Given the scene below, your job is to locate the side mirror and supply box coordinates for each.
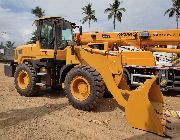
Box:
[79,26,82,35]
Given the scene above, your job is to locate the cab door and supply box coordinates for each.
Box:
[39,23,54,58]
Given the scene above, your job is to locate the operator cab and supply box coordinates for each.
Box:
[36,16,75,50]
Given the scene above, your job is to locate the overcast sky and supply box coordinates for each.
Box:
[0,0,176,46]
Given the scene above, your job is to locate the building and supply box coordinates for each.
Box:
[3,49,14,61]
[0,49,4,60]
[0,49,4,54]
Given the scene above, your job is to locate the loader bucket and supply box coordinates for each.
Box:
[125,76,171,137]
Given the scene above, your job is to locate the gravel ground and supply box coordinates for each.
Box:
[0,63,179,140]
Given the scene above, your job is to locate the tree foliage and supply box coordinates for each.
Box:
[164,0,180,29]
[31,6,45,18]
[26,31,37,44]
[27,6,45,44]
[5,41,15,49]
[81,3,97,29]
[0,41,15,49]
[104,0,126,30]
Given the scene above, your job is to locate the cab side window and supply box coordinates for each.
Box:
[40,24,54,49]
[58,29,73,50]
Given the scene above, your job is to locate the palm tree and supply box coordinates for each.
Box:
[164,0,180,29]
[81,3,97,29]
[5,41,15,49]
[31,6,45,18]
[104,0,126,30]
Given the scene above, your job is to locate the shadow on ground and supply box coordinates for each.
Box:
[31,88,121,113]
[92,98,124,113]
[163,90,180,97]
[0,103,68,129]
[34,88,66,99]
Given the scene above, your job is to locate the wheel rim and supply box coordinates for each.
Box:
[70,76,90,101]
[17,70,30,89]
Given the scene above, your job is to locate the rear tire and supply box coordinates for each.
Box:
[14,63,37,97]
[64,66,105,111]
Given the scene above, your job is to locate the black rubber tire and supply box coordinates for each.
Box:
[64,66,105,111]
[14,63,37,97]
[103,88,113,98]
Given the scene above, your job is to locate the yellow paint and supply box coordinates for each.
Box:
[14,41,74,64]
[70,76,90,101]
[17,70,29,90]
[125,76,165,136]
[75,29,180,50]
[75,47,166,136]
[121,51,156,67]
[65,47,79,64]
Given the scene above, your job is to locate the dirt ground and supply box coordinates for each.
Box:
[0,63,179,140]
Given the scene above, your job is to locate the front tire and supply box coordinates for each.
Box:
[64,66,105,111]
[14,63,37,97]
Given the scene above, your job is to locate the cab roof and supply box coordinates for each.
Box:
[35,16,76,28]
[36,16,63,21]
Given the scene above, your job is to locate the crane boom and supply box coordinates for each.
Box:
[75,29,180,52]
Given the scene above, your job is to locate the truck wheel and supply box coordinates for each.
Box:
[64,66,105,111]
[14,63,37,97]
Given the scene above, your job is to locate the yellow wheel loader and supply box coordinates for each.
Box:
[4,17,173,137]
